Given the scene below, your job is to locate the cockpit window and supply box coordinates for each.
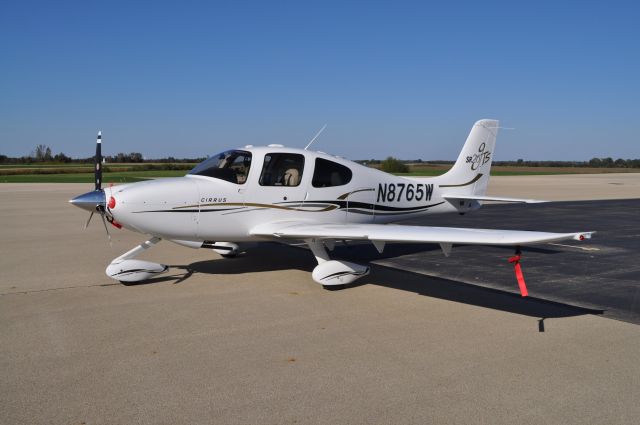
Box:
[189,150,252,184]
[312,158,352,187]
[259,153,305,186]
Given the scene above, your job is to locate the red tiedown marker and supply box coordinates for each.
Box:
[508,253,528,297]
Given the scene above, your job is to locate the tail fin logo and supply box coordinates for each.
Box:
[466,142,491,171]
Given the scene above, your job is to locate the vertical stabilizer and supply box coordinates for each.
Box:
[439,119,499,196]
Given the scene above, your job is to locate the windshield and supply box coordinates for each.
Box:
[189,150,252,184]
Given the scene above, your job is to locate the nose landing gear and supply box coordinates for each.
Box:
[105,237,168,283]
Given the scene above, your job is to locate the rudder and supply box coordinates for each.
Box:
[440,119,499,196]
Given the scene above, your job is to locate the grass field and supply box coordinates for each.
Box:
[389,164,640,177]
[0,162,638,183]
[0,162,196,170]
[0,170,188,183]
[0,163,94,168]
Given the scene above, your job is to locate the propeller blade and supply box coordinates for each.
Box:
[83,211,94,229]
[95,131,102,191]
[99,209,112,247]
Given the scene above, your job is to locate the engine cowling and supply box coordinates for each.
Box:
[312,260,369,286]
[106,259,168,283]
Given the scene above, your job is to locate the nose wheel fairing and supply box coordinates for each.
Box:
[106,260,168,282]
[105,237,169,283]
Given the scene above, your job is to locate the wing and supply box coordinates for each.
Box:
[250,221,594,246]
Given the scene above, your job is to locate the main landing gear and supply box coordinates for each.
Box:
[306,239,369,286]
[104,237,368,286]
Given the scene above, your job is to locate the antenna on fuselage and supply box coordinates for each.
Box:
[304,124,327,150]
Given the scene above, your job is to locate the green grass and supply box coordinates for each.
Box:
[0,162,197,169]
[395,170,585,177]
[1,169,608,182]
[394,170,444,176]
[0,163,93,168]
[394,164,640,177]
[489,171,579,176]
[2,162,638,182]
[0,170,188,183]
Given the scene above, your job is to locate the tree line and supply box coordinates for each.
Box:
[0,145,204,164]
[1,145,639,169]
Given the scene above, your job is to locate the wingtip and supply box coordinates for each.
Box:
[573,231,596,241]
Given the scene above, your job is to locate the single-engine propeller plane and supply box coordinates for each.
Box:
[70,120,594,294]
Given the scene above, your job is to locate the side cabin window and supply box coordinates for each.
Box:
[259,153,305,186]
[189,150,252,184]
[312,158,352,187]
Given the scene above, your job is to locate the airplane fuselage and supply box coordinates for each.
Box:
[70,120,593,287]
[107,146,463,243]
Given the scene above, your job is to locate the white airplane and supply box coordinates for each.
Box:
[70,120,593,294]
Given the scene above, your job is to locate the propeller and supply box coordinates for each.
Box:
[69,130,113,246]
[95,130,102,190]
[99,205,112,246]
[83,211,94,229]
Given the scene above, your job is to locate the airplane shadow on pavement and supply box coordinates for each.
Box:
[127,242,603,330]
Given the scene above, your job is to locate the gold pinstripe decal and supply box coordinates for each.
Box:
[439,173,483,188]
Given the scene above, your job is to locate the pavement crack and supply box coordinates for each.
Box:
[1,282,119,296]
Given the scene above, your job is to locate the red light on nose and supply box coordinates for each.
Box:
[108,196,116,209]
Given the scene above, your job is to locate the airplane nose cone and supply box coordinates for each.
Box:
[69,189,106,212]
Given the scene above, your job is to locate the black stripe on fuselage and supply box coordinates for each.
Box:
[132,200,443,215]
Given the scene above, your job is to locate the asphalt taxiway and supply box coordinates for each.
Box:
[332,198,640,324]
[1,179,639,425]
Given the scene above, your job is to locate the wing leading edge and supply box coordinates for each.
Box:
[250,221,594,246]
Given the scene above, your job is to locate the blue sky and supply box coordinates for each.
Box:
[1,0,638,160]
